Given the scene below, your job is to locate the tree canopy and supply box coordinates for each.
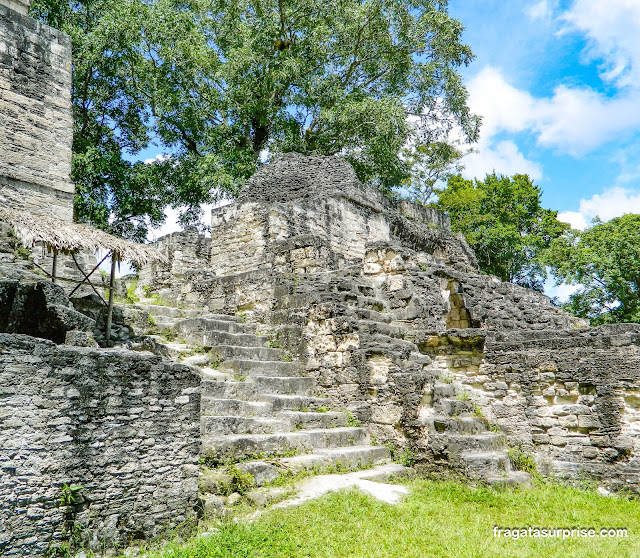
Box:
[31,0,480,240]
[544,214,640,324]
[435,173,569,291]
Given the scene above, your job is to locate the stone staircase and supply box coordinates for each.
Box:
[419,379,532,486]
[331,277,532,487]
[121,300,393,486]
[120,292,530,490]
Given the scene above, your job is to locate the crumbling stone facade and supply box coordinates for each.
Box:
[0,334,200,556]
[141,152,640,493]
[0,1,74,221]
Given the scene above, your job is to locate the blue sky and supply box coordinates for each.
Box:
[449,0,640,232]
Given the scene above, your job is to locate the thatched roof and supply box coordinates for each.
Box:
[0,207,167,266]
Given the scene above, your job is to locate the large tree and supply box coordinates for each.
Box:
[545,214,640,324]
[31,0,480,240]
[435,173,569,291]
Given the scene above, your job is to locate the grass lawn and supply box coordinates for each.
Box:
[141,478,640,558]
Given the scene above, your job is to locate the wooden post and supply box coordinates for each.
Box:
[51,249,58,284]
[105,251,117,342]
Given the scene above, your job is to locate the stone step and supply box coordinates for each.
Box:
[212,345,284,361]
[420,416,488,435]
[485,471,533,488]
[440,433,505,454]
[174,317,257,335]
[137,303,201,319]
[200,313,244,323]
[152,318,177,333]
[201,427,370,461]
[278,410,348,429]
[432,382,458,399]
[201,397,272,417]
[219,359,304,378]
[259,393,331,411]
[436,398,476,417]
[201,416,290,436]
[278,445,391,472]
[202,380,258,400]
[254,376,315,396]
[161,341,192,356]
[356,295,387,312]
[180,329,270,349]
[354,308,392,323]
[358,320,406,338]
[460,450,512,478]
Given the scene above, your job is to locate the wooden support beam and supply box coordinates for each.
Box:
[51,250,58,284]
[105,251,118,342]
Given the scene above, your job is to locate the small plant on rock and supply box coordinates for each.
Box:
[508,446,537,474]
[347,412,361,427]
[228,466,255,495]
[58,484,83,507]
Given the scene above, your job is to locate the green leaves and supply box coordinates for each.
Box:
[32,0,479,238]
[436,173,569,291]
[545,214,640,324]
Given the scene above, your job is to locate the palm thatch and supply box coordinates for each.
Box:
[0,207,167,265]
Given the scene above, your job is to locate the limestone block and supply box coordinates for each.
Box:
[371,404,402,425]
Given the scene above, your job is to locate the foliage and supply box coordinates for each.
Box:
[402,140,466,204]
[507,447,537,474]
[59,484,84,507]
[435,173,569,291]
[545,214,640,324]
[141,479,638,557]
[227,466,255,495]
[31,0,480,238]
[346,412,361,427]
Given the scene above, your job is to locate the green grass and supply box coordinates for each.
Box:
[136,478,640,558]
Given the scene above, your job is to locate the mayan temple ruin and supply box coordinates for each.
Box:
[2,0,640,556]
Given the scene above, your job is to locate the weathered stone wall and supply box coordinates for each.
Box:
[0,4,74,221]
[0,0,30,17]
[143,153,478,298]
[138,227,212,303]
[478,325,640,491]
[0,334,201,557]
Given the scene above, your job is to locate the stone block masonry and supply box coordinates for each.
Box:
[0,4,74,221]
[0,1,31,17]
[0,334,201,557]
[480,325,640,491]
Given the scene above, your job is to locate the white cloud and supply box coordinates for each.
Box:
[462,140,543,181]
[544,277,580,302]
[527,0,552,21]
[562,0,640,86]
[465,66,640,161]
[557,210,588,230]
[144,153,171,165]
[558,186,640,230]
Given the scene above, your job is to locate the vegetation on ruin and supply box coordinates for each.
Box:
[435,172,569,292]
[544,214,640,325]
[31,0,479,240]
[137,478,640,558]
